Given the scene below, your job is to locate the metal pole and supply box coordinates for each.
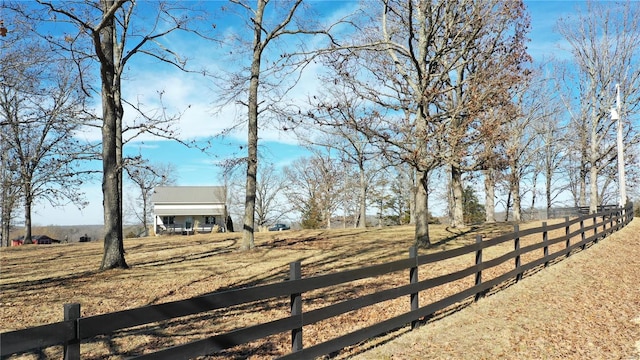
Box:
[615,84,627,207]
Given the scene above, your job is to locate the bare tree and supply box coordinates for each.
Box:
[323,0,529,245]
[503,93,542,222]
[478,107,512,223]
[33,0,207,269]
[556,62,590,207]
[297,86,384,228]
[283,152,342,229]
[533,69,571,217]
[0,140,20,247]
[254,162,290,229]
[126,160,176,236]
[556,1,640,212]
[386,166,413,225]
[336,162,361,228]
[1,14,27,246]
[323,1,444,245]
[219,158,293,232]
[434,2,530,228]
[212,0,342,249]
[219,161,246,233]
[0,44,21,246]
[0,12,90,245]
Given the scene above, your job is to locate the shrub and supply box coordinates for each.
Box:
[226,215,234,232]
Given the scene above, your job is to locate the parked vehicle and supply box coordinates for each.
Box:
[268,223,290,231]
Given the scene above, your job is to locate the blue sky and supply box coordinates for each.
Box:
[30,0,582,226]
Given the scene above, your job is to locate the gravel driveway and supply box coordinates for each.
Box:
[353,218,640,360]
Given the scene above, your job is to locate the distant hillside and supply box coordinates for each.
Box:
[8,224,146,243]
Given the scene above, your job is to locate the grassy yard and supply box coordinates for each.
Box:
[0,219,575,359]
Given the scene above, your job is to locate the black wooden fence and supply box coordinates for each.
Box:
[1,203,634,360]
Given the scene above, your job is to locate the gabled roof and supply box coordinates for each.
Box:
[12,235,58,241]
[151,186,226,204]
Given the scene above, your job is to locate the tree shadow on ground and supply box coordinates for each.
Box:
[0,270,98,293]
[429,222,520,249]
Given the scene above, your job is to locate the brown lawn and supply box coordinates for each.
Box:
[1,218,636,359]
[351,218,640,360]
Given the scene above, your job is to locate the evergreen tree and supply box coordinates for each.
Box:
[301,198,323,229]
[463,186,485,225]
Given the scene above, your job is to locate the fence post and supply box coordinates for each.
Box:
[64,303,80,360]
[580,219,586,250]
[616,208,622,229]
[564,217,570,258]
[514,225,522,282]
[409,246,419,329]
[290,261,303,352]
[474,235,483,302]
[542,222,549,267]
[593,215,598,243]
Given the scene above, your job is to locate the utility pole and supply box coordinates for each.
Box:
[612,83,627,207]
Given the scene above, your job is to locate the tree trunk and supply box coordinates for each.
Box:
[512,173,522,222]
[579,145,588,207]
[530,172,538,211]
[377,198,383,228]
[588,110,599,214]
[99,0,127,269]
[1,205,9,246]
[505,189,512,222]
[409,169,416,225]
[414,170,430,247]
[116,83,123,247]
[1,180,6,246]
[142,197,148,236]
[579,170,587,206]
[100,91,126,268]
[484,169,496,223]
[1,220,8,247]
[241,105,258,249]
[545,141,553,219]
[23,190,33,245]
[101,106,126,268]
[589,159,599,213]
[0,138,9,247]
[357,162,367,229]
[450,165,464,227]
[241,0,266,251]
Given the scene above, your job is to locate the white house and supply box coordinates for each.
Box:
[151,186,227,235]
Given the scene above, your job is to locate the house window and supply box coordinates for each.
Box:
[205,216,216,225]
[162,216,175,225]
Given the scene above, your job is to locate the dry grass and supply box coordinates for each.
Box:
[0,218,621,359]
[351,218,640,360]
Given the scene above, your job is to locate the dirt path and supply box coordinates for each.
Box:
[353,218,640,360]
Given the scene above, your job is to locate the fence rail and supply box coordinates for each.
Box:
[0,203,634,359]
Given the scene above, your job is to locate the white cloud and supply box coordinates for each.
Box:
[70,1,362,149]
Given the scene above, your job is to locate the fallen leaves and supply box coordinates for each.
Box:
[351,219,640,360]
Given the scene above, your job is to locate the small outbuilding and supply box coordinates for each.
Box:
[151,186,228,235]
[11,235,59,246]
